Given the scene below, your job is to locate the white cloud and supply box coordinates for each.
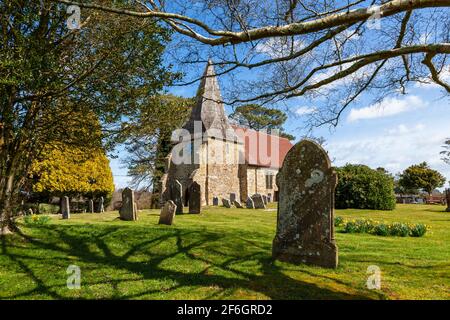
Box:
[255,38,304,59]
[327,122,450,188]
[295,106,317,115]
[347,95,427,122]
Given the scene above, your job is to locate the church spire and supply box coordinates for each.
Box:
[183,60,238,142]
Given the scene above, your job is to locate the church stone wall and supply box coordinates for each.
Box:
[246,166,279,198]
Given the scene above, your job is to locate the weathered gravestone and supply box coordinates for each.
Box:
[88,200,94,213]
[119,188,138,221]
[171,180,183,214]
[159,200,177,225]
[230,193,236,203]
[222,198,231,208]
[446,189,450,212]
[189,182,201,214]
[97,197,105,213]
[272,139,338,268]
[233,200,243,208]
[246,197,254,209]
[61,196,70,219]
[212,197,219,206]
[267,193,272,203]
[251,194,266,209]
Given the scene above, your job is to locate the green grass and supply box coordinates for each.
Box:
[0,204,449,300]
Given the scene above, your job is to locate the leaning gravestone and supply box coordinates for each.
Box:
[246,197,254,209]
[251,194,266,209]
[171,180,183,214]
[272,139,338,268]
[119,188,138,221]
[159,200,177,225]
[212,197,219,206]
[233,200,243,208]
[189,182,201,214]
[61,196,70,219]
[222,198,231,208]
[446,189,450,212]
[88,199,94,213]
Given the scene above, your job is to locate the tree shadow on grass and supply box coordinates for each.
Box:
[1,224,376,300]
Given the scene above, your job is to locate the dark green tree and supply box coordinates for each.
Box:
[398,162,446,195]
[120,95,193,191]
[0,1,175,234]
[336,164,396,210]
[230,104,295,140]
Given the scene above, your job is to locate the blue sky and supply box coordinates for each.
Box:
[110,71,450,190]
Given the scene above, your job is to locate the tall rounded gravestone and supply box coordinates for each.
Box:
[272,139,338,268]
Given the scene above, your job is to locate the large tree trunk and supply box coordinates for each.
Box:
[0,175,17,235]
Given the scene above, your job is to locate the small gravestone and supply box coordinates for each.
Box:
[246,197,254,209]
[222,198,231,208]
[189,182,201,214]
[88,199,94,213]
[61,196,70,219]
[262,195,268,205]
[251,194,266,209]
[171,180,183,214]
[267,193,272,203]
[446,189,450,212]
[230,193,236,203]
[272,139,338,268]
[97,197,105,213]
[159,200,177,225]
[212,197,219,206]
[233,200,243,208]
[119,188,137,221]
[28,208,34,216]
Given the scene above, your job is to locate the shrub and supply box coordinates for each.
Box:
[335,164,396,210]
[334,216,344,227]
[24,214,51,225]
[38,203,59,215]
[409,224,428,237]
[339,218,428,237]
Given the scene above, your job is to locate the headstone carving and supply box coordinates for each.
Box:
[189,182,201,214]
[251,194,266,209]
[212,197,219,206]
[171,180,183,214]
[159,200,177,225]
[272,139,338,268]
[119,188,138,221]
[233,200,243,208]
[61,196,70,219]
[222,198,231,208]
[246,197,254,209]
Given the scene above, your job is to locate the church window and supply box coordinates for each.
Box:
[265,172,274,189]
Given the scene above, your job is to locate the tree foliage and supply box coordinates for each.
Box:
[441,138,450,164]
[230,104,295,140]
[398,162,446,195]
[119,95,193,190]
[336,164,396,210]
[0,1,174,232]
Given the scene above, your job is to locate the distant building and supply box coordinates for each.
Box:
[161,61,293,206]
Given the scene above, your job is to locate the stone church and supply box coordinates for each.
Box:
[161,61,293,207]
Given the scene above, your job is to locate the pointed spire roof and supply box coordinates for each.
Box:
[183,60,239,142]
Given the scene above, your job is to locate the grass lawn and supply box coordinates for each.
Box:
[0,204,449,300]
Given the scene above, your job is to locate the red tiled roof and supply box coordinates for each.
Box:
[232,125,294,168]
